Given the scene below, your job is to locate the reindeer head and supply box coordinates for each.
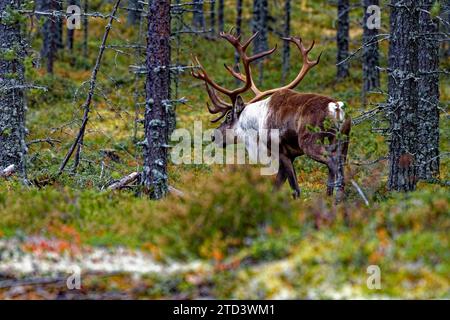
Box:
[211,96,246,146]
[191,32,322,147]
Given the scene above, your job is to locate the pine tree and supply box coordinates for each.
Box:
[252,0,269,85]
[218,0,224,32]
[362,0,380,103]
[192,0,205,29]
[417,0,440,180]
[337,0,350,79]
[387,0,420,191]
[143,0,171,199]
[0,0,28,175]
[128,0,143,25]
[282,0,291,83]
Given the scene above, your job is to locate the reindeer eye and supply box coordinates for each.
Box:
[226,113,232,122]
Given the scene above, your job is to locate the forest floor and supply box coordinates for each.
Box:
[0,0,449,299]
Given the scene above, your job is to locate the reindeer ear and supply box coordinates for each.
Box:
[235,96,246,115]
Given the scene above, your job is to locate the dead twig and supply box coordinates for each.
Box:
[57,0,122,176]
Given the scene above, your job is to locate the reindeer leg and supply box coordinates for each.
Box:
[300,142,338,196]
[274,162,288,190]
[280,154,301,199]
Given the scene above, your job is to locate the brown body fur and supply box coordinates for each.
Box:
[266,90,351,198]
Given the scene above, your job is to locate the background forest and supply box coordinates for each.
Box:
[0,0,449,299]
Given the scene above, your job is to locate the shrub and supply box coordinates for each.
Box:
[151,166,296,259]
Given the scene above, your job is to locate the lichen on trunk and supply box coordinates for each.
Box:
[0,0,27,177]
[143,0,171,199]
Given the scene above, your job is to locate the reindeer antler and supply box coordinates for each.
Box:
[226,36,323,103]
[191,32,277,118]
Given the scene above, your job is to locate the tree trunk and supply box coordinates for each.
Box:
[417,0,440,180]
[67,0,81,54]
[0,0,27,176]
[387,0,420,192]
[143,0,171,199]
[234,0,243,73]
[209,0,216,35]
[128,0,142,25]
[441,1,450,58]
[83,0,89,59]
[281,0,291,83]
[336,0,350,79]
[218,0,224,32]
[362,0,380,103]
[192,0,205,29]
[38,0,62,74]
[252,0,269,85]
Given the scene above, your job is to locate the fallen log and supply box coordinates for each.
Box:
[168,185,184,197]
[107,171,185,197]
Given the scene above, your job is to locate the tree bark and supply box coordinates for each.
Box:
[362,0,380,103]
[336,0,350,79]
[281,0,291,83]
[417,0,440,180]
[143,0,171,199]
[0,0,27,176]
[252,0,269,85]
[387,0,420,192]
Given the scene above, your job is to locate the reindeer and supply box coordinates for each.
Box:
[191,32,351,200]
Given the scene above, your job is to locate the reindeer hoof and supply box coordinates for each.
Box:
[292,190,301,199]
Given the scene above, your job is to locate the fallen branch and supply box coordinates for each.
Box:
[0,277,66,289]
[168,185,184,197]
[27,138,61,147]
[107,171,185,197]
[350,179,369,206]
[0,164,16,178]
[108,172,140,190]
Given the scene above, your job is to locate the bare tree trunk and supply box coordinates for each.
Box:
[362,0,380,104]
[38,0,62,74]
[67,0,80,55]
[209,0,216,35]
[387,0,420,192]
[0,0,27,177]
[441,1,450,58]
[192,0,205,29]
[128,0,142,25]
[143,0,171,199]
[281,0,291,83]
[218,0,224,32]
[234,0,243,74]
[252,0,269,86]
[336,0,350,79]
[83,0,89,59]
[417,0,440,180]
[56,1,63,49]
